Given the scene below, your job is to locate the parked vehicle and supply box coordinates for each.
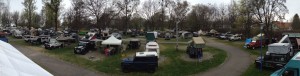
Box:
[229,34,242,41]
[127,39,141,49]
[145,41,160,58]
[74,41,90,55]
[255,35,298,69]
[193,32,199,37]
[146,32,156,42]
[39,35,50,44]
[23,35,31,42]
[111,33,122,39]
[0,32,8,42]
[246,39,266,50]
[121,52,158,73]
[44,38,64,50]
[270,52,300,76]
[181,32,193,39]
[13,29,23,38]
[28,36,39,44]
[186,37,205,58]
[164,33,171,40]
[218,33,227,39]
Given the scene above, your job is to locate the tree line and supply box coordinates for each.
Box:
[1,0,300,39]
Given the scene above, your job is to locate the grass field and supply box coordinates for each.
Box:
[10,39,227,76]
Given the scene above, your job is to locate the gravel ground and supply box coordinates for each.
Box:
[193,37,251,76]
[13,44,107,76]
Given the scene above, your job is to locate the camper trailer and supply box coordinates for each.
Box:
[145,41,160,58]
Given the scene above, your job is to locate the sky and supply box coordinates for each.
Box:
[7,0,300,21]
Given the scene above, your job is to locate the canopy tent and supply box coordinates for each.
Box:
[252,33,265,41]
[0,40,53,76]
[102,36,122,45]
[209,29,218,33]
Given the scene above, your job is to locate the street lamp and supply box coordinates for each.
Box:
[259,22,264,72]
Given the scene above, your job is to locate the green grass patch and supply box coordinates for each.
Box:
[10,39,227,76]
[242,64,274,76]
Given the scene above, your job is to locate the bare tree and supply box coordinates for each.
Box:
[12,11,20,27]
[43,0,62,31]
[251,0,288,39]
[172,1,189,28]
[142,0,161,31]
[85,0,107,30]
[22,0,36,28]
[1,8,11,27]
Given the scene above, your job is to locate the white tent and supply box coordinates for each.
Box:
[0,41,53,76]
[102,36,122,45]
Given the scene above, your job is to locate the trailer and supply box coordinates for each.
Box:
[255,33,300,69]
[186,37,205,58]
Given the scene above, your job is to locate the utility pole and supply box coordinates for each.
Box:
[125,0,128,34]
[161,0,164,30]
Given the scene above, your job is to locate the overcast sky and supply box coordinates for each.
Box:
[8,0,300,21]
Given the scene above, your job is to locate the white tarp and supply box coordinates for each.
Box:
[0,40,53,76]
[102,36,122,45]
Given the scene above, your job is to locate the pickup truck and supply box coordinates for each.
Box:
[121,52,158,73]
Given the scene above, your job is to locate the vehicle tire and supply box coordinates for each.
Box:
[148,68,156,73]
[252,47,255,50]
[255,62,260,68]
[189,54,193,58]
[122,68,130,73]
[74,50,78,54]
[60,44,64,48]
[49,46,54,50]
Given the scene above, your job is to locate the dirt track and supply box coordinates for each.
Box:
[13,45,107,76]
[193,38,251,76]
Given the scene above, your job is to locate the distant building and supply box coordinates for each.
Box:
[273,21,292,31]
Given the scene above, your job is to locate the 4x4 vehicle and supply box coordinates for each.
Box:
[186,37,205,58]
[44,38,63,50]
[121,52,158,73]
[271,52,300,76]
[127,39,141,49]
[74,41,89,55]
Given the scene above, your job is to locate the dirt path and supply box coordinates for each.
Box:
[193,38,251,76]
[13,45,107,76]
